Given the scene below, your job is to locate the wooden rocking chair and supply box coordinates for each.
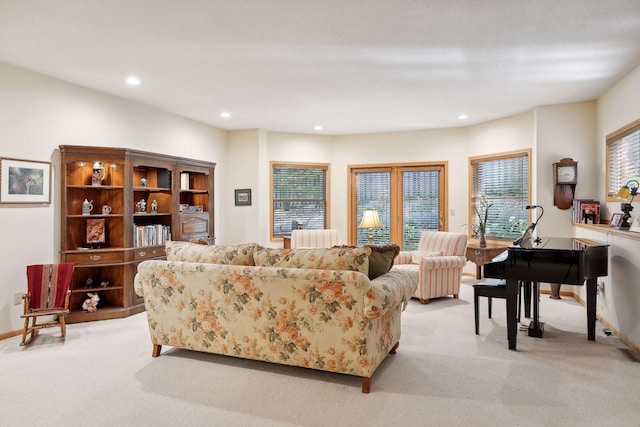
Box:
[20,263,74,346]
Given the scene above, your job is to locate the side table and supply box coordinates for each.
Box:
[466,240,510,279]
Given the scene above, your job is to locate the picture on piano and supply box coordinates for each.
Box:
[579,202,600,225]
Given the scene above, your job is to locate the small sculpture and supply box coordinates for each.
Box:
[136,199,146,213]
[82,293,100,312]
[151,199,158,213]
[91,162,106,186]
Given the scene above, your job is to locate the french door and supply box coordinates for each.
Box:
[349,163,446,249]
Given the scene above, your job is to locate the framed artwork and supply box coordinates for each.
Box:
[0,157,51,204]
[235,188,251,206]
[609,213,622,229]
[629,214,640,233]
[87,218,106,245]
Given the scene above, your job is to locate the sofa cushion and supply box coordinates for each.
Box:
[165,241,262,265]
[253,247,371,275]
[410,250,443,264]
[365,244,400,279]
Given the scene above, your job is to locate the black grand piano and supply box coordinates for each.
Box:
[483,237,609,350]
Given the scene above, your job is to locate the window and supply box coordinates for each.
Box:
[469,150,530,240]
[607,119,640,199]
[271,162,329,238]
[349,163,446,249]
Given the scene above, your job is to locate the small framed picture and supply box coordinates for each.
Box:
[630,214,640,233]
[235,188,251,206]
[0,157,51,204]
[609,213,622,229]
[87,218,106,245]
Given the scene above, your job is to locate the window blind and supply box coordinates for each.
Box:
[272,164,328,236]
[607,126,640,197]
[471,153,529,239]
[356,171,390,246]
[402,170,440,249]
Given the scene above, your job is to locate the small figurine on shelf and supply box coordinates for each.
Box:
[82,292,100,312]
[136,199,146,213]
[85,278,94,288]
[140,178,147,187]
[99,280,109,288]
[151,199,158,213]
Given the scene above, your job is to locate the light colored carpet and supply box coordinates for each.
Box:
[2,277,638,427]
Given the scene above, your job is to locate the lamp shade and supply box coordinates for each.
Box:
[359,209,382,229]
[616,180,639,200]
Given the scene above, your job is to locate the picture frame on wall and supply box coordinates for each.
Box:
[609,213,623,229]
[0,157,51,204]
[235,188,251,206]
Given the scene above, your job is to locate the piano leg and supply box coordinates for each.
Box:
[586,278,597,341]
[506,279,519,350]
[528,281,544,338]
[522,281,532,318]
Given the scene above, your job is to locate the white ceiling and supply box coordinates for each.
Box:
[1,0,640,135]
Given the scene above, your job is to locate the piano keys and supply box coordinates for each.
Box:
[483,237,609,350]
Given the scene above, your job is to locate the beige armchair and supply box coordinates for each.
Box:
[290,229,342,249]
[391,231,468,304]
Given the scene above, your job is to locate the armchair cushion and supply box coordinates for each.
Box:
[290,229,341,249]
[409,250,443,264]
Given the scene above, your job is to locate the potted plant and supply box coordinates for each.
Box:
[473,196,493,248]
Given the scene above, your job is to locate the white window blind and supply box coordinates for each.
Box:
[402,170,440,249]
[272,164,328,236]
[607,124,640,197]
[356,171,391,246]
[471,153,529,239]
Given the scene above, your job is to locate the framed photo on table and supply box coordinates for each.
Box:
[235,189,251,206]
[0,157,51,204]
[609,213,622,229]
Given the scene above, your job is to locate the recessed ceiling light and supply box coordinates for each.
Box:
[125,76,141,86]
[220,112,231,119]
[314,125,323,131]
[458,114,468,120]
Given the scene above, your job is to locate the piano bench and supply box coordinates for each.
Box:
[473,278,507,335]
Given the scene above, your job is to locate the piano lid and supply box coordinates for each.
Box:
[510,237,608,252]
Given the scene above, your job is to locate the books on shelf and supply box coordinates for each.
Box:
[573,199,600,225]
[133,224,171,247]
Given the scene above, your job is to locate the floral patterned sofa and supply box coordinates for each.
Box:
[134,241,417,393]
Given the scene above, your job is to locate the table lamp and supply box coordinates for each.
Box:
[359,209,382,244]
[616,179,638,229]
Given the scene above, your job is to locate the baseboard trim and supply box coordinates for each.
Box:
[0,329,21,341]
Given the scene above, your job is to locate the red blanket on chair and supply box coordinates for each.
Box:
[26,263,74,311]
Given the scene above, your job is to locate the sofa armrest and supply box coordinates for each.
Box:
[364,269,418,318]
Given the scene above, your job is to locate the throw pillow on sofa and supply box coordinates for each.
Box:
[165,241,262,265]
[409,250,443,264]
[253,247,371,275]
[365,244,400,279]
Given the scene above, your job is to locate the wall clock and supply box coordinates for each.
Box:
[553,158,578,209]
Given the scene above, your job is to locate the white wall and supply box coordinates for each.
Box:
[534,102,598,238]
[582,63,640,350]
[0,62,226,335]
